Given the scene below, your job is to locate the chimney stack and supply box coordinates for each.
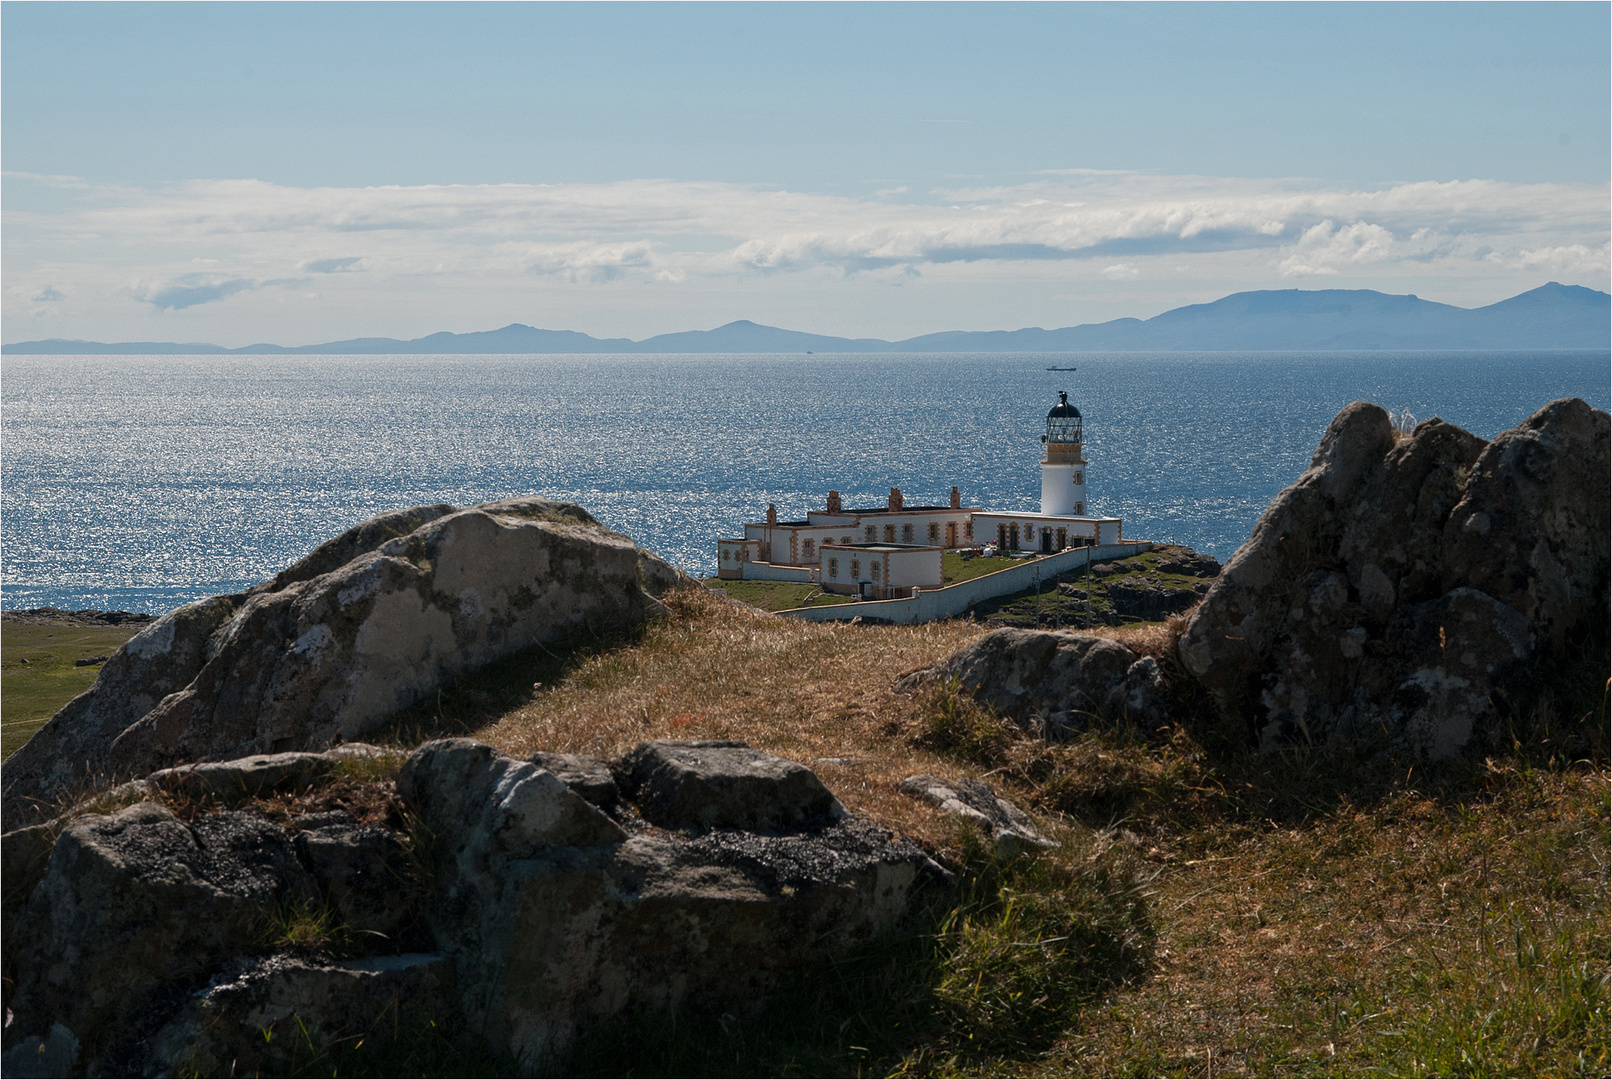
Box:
[766,503,778,526]
[888,487,903,512]
[826,490,841,515]
[950,486,961,509]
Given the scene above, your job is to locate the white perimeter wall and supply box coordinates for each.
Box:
[779,541,1152,624]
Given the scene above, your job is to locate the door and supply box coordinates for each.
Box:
[946,522,958,548]
[1041,529,1053,553]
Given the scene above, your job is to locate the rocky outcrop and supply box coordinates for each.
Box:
[1106,577,1206,621]
[401,738,942,1067]
[897,627,1171,734]
[905,399,1607,761]
[900,774,1055,857]
[2,740,946,1076]
[1177,398,1608,758]
[2,498,692,824]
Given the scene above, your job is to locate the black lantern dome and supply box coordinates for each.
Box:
[1044,391,1083,444]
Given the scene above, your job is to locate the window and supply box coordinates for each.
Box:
[884,524,896,542]
[828,557,839,578]
[928,522,939,542]
[841,536,852,545]
[1074,471,1084,485]
[722,550,730,562]
[902,524,914,542]
[803,539,814,558]
[851,559,861,578]
[871,562,881,580]
[865,526,875,542]
[1074,502,1083,515]
[964,521,973,540]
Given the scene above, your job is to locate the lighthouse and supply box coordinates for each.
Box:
[1039,390,1087,517]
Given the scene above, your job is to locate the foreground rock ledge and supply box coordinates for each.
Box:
[2,498,692,825]
[1,739,947,1076]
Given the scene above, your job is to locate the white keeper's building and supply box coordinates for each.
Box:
[716,392,1123,600]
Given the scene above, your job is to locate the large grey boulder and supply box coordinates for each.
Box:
[399,738,943,1068]
[5,803,314,1056]
[144,952,453,1078]
[3,498,691,824]
[897,628,1171,734]
[3,739,947,1075]
[1178,398,1608,758]
[621,739,847,831]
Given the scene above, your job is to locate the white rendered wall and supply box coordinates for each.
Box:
[1040,461,1088,517]
[781,542,1154,623]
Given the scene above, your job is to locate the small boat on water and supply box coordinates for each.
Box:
[1046,365,1077,371]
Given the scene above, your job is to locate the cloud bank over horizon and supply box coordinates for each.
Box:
[5,169,1607,346]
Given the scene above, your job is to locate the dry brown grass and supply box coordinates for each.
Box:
[467,586,1607,1077]
[476,586,994,848]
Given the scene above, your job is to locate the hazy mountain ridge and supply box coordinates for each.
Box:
[7,283,1606,354]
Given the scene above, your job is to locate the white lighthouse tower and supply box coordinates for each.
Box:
[1039,390,1087,517]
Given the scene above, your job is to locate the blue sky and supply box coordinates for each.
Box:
[4,2,1608,345]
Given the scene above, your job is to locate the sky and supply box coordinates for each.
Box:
[4,2,1608,346]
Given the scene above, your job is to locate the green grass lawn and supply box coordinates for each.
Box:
[1,624,141,760]
[706,553,1033,613]
[701,579,858,612]
[940,551,1020,584]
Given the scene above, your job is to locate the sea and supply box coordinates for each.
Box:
[2,350,1607,615]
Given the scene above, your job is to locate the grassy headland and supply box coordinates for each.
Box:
[396,585,1607,1078]
[12,576,1606,1077]
[1,624,141,759]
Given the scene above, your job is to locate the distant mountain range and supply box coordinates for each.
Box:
[6,282,1607,355]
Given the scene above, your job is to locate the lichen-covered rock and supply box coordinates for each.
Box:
[400,738,943,1068]
[529,751,621,809]
[1178,398,1608,758]
[3,499,683,824]
[1440,397,1611,649]
[621,740,847,831]
[295,817,419,938]
[900,774,1055,857]
[4,803,313,1058]
[897,628,1171,733]
[144,952,453,1078]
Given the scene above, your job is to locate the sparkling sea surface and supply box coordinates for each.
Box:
[2,351,1607,615]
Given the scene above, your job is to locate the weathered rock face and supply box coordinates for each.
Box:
[146,953,455,1078]
[2,498,691,824]
[401,738,944,1067]
[1177,398,1609,758]
[897,628,1171,734]
[2,740,946,1076]
[622,739,847,831]
[5,803,316,1059]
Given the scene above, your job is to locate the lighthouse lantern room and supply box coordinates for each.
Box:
[1039,390,1088,517]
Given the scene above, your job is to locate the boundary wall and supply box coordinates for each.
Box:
[777,541,1153,625]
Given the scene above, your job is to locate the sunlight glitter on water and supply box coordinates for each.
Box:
[3,351,1607,613]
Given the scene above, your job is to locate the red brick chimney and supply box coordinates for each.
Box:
[950,486,961,509]
[888,487,903,512]
[826,490,841,515]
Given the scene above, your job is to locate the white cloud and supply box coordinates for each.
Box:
[3,170,1605,340]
